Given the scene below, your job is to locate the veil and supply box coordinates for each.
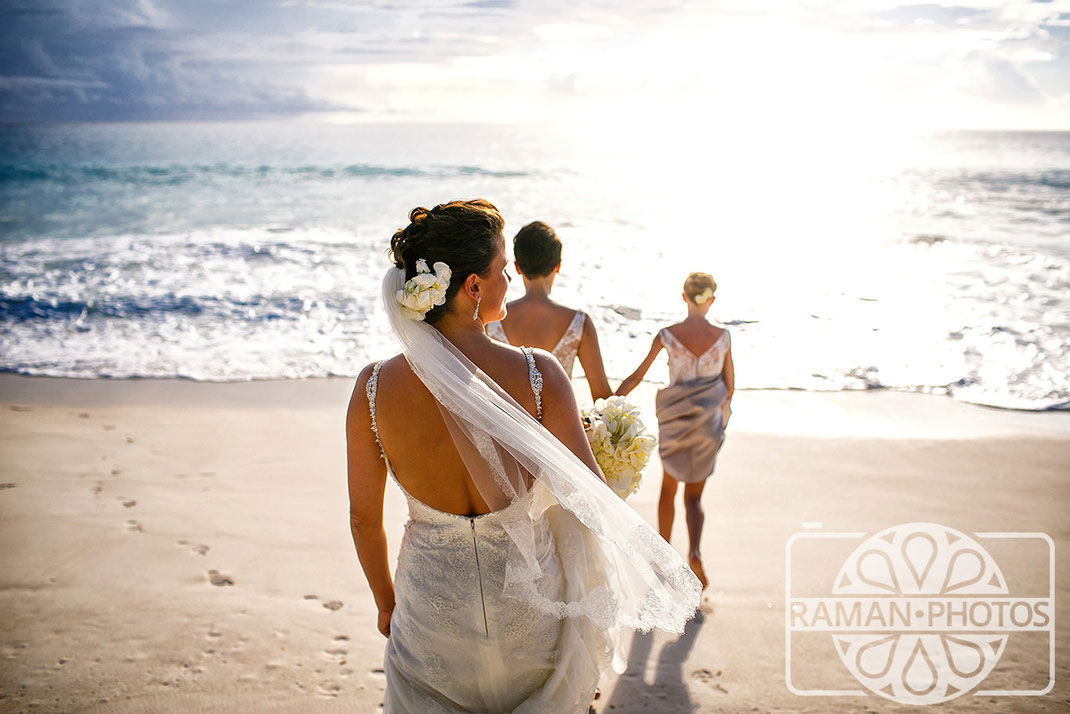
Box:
[382,268,700,672]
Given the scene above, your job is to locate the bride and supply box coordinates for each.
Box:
[346,199,700,713]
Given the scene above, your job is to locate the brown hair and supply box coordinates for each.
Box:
[683,272,717,303]
[513,221,562,278]
[389,199,505,323]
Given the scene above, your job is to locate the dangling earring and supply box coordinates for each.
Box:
[472,294,481,321]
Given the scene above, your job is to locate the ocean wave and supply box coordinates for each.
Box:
[0,162,531,186]
[2,225,1068,411]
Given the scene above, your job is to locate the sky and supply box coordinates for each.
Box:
[0,0,1068,129]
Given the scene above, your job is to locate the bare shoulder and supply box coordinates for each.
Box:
[580,311,598,336]
[529,347,569,393]
[661,322,684,341]
[347,361,378,432]
[348,356,405,421]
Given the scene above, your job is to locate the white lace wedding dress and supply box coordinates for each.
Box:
[364,268,701,713]
[366,350,602,713]
[486,311,585,376]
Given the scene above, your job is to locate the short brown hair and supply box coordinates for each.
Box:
[513,221,561,278]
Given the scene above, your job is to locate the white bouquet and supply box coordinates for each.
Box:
[581,396,657,500]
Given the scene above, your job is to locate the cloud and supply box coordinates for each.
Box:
[0,0,1066,127]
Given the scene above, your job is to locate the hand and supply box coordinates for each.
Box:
[721,402,732,429]
[377,608,393,638]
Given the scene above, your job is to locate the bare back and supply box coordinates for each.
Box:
[349,336,601,518]
[498,298,580,354]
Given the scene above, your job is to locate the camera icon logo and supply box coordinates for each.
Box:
[786,523,1054,705]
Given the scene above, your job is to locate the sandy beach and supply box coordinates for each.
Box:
[1,373,1067,713]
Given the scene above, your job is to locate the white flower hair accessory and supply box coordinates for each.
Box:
[693,287,715,304]
[396,259,452,320]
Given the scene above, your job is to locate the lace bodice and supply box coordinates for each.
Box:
[487,310,586,377]
[659,327,730,386]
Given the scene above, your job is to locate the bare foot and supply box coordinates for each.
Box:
[689,555,709,590]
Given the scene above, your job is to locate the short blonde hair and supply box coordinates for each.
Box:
[683,272,717,303]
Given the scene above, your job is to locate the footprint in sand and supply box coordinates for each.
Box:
[125,520,143,533]
[176,540,209,555]
[692,668,728,693]
[334,635,349,641]
[126,436,134,443]
[121,499,137,508]
[103,425,116,431]
[78,412,90,419]
[0,483,16,490]
[324,647,347,662]
[8,405,33,412]
[317,681,342,698]
[207,570,234,586]
[304,594,318,600]
[322,600,343,611]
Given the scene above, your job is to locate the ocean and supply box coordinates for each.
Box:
[1,121,1067,410]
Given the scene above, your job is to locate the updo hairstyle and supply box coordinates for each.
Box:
[389,199,505,324]
[513,221,562,278]
[683,272,717,303]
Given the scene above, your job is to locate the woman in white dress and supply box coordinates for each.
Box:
[616,272,735,591]
[486,222,612,402]
[346,200,700,713]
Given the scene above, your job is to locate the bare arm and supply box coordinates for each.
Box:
[538,351,607,484]
[721,341,735,427]
[576,315,613,402]
[615,334,663,396]
[346,364,394,637]
[722,344,735,400]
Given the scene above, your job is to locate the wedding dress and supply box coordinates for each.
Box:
[370,269,701,713]
[656,328,731,483]
[368,352,591,713]
[486,310,586,376]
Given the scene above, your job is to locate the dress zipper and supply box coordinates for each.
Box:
[470,519,489,637]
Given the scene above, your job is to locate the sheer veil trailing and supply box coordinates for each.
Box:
[382,268,700,673]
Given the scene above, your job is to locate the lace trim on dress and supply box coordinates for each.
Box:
[552,311,585,376]
[659,328,730,386]
[486,311,586,377]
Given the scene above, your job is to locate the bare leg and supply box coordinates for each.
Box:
[683,480,708,589]
[658,473,678,543]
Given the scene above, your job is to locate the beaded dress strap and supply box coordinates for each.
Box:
[522,347,543,422]
[365,360,387,463]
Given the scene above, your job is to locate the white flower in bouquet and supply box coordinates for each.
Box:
[581,396,657,499]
